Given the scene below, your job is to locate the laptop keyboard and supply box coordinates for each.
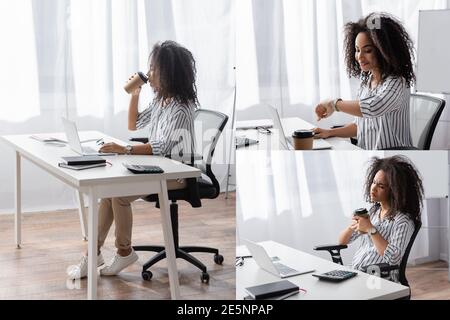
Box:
[82,146,98,154]
[274,262,298,275]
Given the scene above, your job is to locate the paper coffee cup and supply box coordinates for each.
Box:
[124,72,148,94]
[292,130,314,150]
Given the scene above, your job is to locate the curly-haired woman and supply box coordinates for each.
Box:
[338,155,424,283]
[314,13,416,150]
[67,41,198,279]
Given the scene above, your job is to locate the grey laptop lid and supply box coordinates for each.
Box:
[266,105,332,150]
[62,117,115,156]
[242,238,314,278]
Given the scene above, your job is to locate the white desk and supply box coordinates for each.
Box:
[0,131,201,300]
[236,118,360,150]
[236,241,410,300]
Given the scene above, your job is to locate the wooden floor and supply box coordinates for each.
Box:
[0,193,236,300]
[408,261,450,300]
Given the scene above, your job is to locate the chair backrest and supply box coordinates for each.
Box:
[398,220,422,287]
[410,94,446,150]
[193,109,229,196]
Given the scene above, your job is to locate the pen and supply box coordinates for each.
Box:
[80,138,102,144]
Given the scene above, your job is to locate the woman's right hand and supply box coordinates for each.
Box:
[313,127,332,139]
[127,74,142,97]
[349,218,359,232]
[315,99,334,120]
[131,86,141,97]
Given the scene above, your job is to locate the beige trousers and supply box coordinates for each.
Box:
[97,179,187,251]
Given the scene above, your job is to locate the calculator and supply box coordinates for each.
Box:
[122,163,164,174]
[312,270,357,282]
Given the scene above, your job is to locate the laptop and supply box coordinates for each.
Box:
[266,105,332,150]
[62,117,116,156]
[242,239,315,278]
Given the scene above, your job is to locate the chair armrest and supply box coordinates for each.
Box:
[128,139,202,162]
[313,244,347,265]
[129,137,149,144]
[313,244,348,251]
[166,153,203,163]
[362,263,399,278]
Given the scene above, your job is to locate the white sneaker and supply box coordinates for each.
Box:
[100,249,139,276]
[67,254,105,280]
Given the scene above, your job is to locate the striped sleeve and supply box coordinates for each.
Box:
[135,103,153,129]
[382,217,414,266]
[348,230,360,244]
[359,77,405,118]
[149,107,193,157]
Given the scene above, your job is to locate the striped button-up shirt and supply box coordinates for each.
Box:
[349,207,415,283]
[354,76,413,150]
[136,99,196,158]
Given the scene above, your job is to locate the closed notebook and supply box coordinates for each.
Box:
[61,155,106,165]
[58,163,106,170]
[245,280,299,300]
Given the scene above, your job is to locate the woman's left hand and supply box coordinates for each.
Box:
[99,142,126,154]
[355,216,372,234]
[315,100,334,121]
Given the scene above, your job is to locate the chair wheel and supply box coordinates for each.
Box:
[201,272,210,284]
[214,254,224,265]
[142,270,153,281]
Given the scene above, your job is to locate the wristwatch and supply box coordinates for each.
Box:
[334,98,342,112]
[125,145,133,155]
[369,226,378,235]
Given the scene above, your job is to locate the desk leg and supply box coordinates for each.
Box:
[15,152,21,249]
[158,179,181,299]
[87,189,99,300]
[448,197,450,282]
[76,191,88,241]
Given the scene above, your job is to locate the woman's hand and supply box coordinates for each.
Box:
[127,74,142,97]
[349,218,359,232]
[131,86,142,97]
[99,142,126,154]
[354,216,373,234]
[313,127,332,139]
[315,99,334,121]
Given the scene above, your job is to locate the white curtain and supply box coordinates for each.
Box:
[0,0,235,214]
[236,0,448,132]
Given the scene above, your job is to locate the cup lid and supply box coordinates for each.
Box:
[293,130,314,139]
[354,208,368,215]
[137,71,149,83]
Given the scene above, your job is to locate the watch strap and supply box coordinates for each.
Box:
[334,98,342,112]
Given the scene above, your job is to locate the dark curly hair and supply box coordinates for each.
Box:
[363,155,424,226]
[343,12,416,87]
[148,40,199,106]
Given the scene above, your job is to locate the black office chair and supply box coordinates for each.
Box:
[133,109,229,283]
[410,94,446,150]
[313,221,421,300]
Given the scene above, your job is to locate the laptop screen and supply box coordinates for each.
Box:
[265,105,290,150]
[62,117,83,154]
